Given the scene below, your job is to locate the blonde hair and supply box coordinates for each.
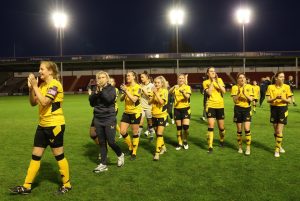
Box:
[40,61,59,80]
[96,71,110,82]
[109,77,116,86]
[154,76,168,89]
[177,73,188,85]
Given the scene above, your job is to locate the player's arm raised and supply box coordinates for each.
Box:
[29,76,51,107]
[28,74,38,106]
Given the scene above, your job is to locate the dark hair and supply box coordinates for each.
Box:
[206,66,215,80]
[272,71,284,84]
[141,70,150,79]
[236,73,246,80]
[206,66,214,74]
[128,71,139,83]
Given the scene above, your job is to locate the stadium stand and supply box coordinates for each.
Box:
[216,73,232,84]
[110,74,124,87]
[0,77,26,94]
[230,72,274,83]
[62,76,77,92]
[283,71,297,78]
[74,75,94,91]
[1,70,298,95]
[0,72,13,86]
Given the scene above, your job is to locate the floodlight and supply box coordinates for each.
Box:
[236,8,251,24]
[52,12,68,28]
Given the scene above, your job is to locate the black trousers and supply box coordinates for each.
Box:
[259,91,266,106]
[94,119,122,165]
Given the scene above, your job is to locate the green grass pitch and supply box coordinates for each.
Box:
[0,91,299,201]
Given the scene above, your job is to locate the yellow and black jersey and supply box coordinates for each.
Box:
[266,84,293,106]
[203,78,225,109]
[231,84,254,108]
[151,88,168,118]
[173,84,192,109]
[115,88,119,112]
[252,85,260,100]
[124,83,142,114]
[39,79,65,127]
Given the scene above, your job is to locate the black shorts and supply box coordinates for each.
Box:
[34,125,65,148]
[152,117,167,127]
[206,108,225,120]
[174,107,191,120]
[270,106,288,125]
[121,113,142,124]
[233,106,251,123]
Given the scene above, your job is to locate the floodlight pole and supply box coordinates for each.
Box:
[242,24,246,74]
[236,7,250,75]
[52,11,67,85]
[59,27,63,85]
[176,24,179,75]
[123,60,126,84]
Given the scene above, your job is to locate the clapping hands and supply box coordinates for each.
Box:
[28,73,38,88]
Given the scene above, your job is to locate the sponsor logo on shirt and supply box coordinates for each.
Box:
[47,86,58,96]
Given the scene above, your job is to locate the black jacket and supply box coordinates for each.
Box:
[89,84,116,122]
[260,80,271,93]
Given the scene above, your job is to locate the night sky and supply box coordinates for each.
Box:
[0,0,299,57]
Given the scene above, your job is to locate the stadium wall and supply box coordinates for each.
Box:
[13,66,298,77]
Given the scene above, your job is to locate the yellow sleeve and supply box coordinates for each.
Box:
[133,85,141,97]
[286,85,293,97]
[218,78,225,87]
[202,80,206,90]
[266,85,271,96]
[246,85,254,96]
[46,81,59,100]
[231,85,238,96]
[186,85,192,95]
[250,87,254,96]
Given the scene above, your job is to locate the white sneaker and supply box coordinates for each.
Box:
[93,163,108,173]
[274,152,280,158]
[238,148,243,154]
[149,131,154,142]
[183,143,189,150]
[279,147,285,153]
[171,119,175,124]
[150,129,155,136]
[153,153,160,161]
[245,148,251,156]
[117,153,125,167]
[144,130,150,137]
[165,122,169,127]
[175,145,182,150]
[160,146,167,155]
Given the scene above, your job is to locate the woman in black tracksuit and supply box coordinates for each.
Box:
[89,71,124,173]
